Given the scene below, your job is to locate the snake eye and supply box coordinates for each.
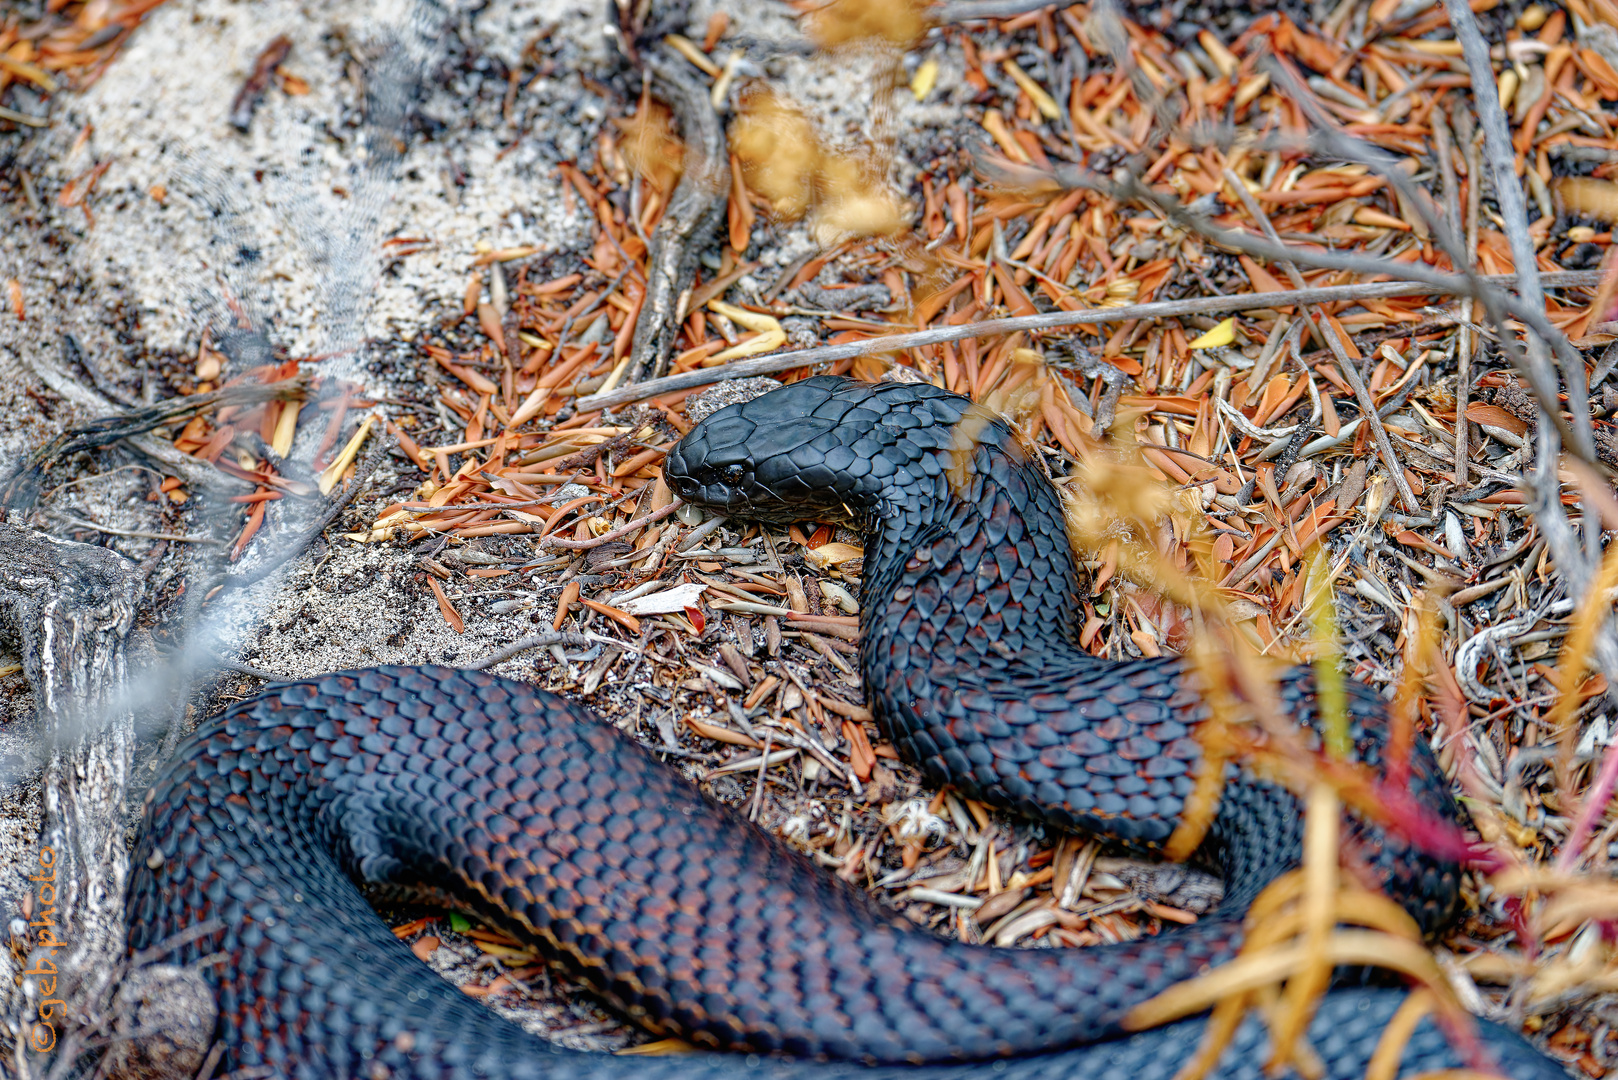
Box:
[724,464,745,484]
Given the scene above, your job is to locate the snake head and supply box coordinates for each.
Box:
[665,375,979,526]
[665,378,860,524]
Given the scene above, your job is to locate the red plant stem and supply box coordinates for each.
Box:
[1555,735,1618,873]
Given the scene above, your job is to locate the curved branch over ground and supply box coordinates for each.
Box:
[1438,0,1618,739]
[1257,56,1598,469]
[1026,155,1603,469]
[0,376,308,512]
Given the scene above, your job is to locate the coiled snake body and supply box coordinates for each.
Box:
[127,378,1559,1078]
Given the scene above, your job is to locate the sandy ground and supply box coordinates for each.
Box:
[0,0,975,1053]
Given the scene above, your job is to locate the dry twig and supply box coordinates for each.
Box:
[580,272,1604,411]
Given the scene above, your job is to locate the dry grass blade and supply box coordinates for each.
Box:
[1129,928,1454,1028]
[1546,538,1618,869]
[1270,784,1340,1073]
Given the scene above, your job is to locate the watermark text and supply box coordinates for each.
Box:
[24,846,62,1054]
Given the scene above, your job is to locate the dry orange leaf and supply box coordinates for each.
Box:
[553,580,580,631]
[1319,393,1340,438]
[1394,529,1452,558]
[1238,255,1286,294]
[728,151,755,252]
[843,719,876,781]
[580,597,641,633]
[428,577,465,633]
[1465,402,1530,436]
[688,715,760,748]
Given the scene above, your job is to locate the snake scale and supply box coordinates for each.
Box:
[126,377,1561,1078]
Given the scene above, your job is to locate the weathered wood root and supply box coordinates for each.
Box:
[625,49,728,386]
[0,525,141,1066]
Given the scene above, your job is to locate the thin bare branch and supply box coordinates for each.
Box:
[1441,1,1546,321]
[1441,2,1600,574]
[577,271,1604,412]
[625,50,728,386]
[1092,154,1599,466]
[1075,47,1598,471]
[1437,0,1618,747]
[467,631,597,671]
[1432,108,1470,486]
[936,0,1057,19]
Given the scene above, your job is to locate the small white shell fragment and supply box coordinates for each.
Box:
[818,580,859,614]
[619,582,708,616]
[692,662,744,692]
[1578,715,1610,760]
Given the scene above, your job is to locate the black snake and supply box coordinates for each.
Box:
[126,377,1560,1078]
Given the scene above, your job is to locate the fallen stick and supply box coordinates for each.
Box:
[577,270,1606,411]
